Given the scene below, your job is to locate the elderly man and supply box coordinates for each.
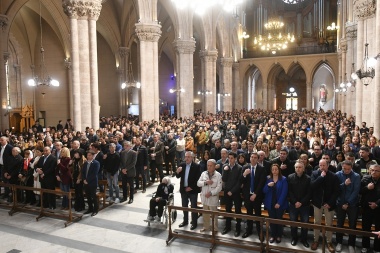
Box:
[3,147,23,202]
[215,148,229,174]
[149,133,164,183]
[176,151,201,230]
[164,133,177,176]
[197,159,222,233]
[310,159,340,252]
[0,136,13,199]
[335,160,360,253]
[120,141,137,204]
[269,141,282,160]
[361,164,380,253]
[288,161,311,248]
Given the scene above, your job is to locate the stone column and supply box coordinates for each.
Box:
[62,0,102,131]
[135,23,161,122]
[200,50,217,114]
[64,59,73,121]
[88,6,102,129]
[232,62,241,109]
[173,39,195,118]
[262,83,268,110]
[340,39,347,113]
[0,15,9,130]
[355,19,364,124]
[306,82,312,110]
[118,47,129,116]
[220,57,233,111]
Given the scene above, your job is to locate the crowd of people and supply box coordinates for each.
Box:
[0,109,380,253]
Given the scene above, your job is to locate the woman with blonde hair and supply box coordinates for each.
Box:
[56,147,72,210]
[32,148,43,206]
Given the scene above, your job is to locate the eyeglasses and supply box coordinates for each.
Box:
[372,170,380,173]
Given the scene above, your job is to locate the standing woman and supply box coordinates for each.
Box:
[18,149,35,204]
[263,164,289,243]
[56,147,72,210]
[71,150,86,211]
[31,148,43,206]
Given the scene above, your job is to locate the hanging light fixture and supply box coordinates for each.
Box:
[28,1,59,87]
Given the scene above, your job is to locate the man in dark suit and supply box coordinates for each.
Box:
[149,133,164,182]
[133,137,148,193]
[120,141,137,204]
[82,150,100,216]
[164,133,177,175]
[90,143,104,192]
[36,146,58,209]
[257,150,272,176]
[176,151,201,230]
[0,136,14,198]
[241,152,267,238]
[3,147,23,202]
[270,148,295,178]
[222,152,243,237]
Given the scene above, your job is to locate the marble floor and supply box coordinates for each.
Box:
[0,177,364,253]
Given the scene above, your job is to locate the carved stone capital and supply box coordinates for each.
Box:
[119,47,130,58]
[64,58,71,69]
[173,39,196,54]
[199,50,218,62]
[3,52,10,63]
[345,21,357,39]
[232,62,240,71]
[62,0,103,20]
[135,23,161,42]
[0,15,8,31]
[220,57,234,68]
[340,39,348,53]
[353,0,376,20]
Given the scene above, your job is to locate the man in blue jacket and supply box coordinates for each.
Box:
[335,160,360,253]
[82,151,100,216]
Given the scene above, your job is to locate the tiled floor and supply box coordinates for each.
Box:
[0,177,363,252]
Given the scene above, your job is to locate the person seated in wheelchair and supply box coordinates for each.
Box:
[148,176,174,222]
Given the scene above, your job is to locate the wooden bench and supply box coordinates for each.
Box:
[96,180,109,210]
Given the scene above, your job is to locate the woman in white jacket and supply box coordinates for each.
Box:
[197,159,223,233]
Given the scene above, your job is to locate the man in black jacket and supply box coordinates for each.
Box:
[0,136,13,198]
[176,151,201,230]
[270,148,295,178]
[241,152,267,238]
[222,152,243,237]
[310,159,340,252]
[3,147,23,202]
[133,137,148,193]
[104,143,121,203]
[288,161,311,248]
[164,133,176,176]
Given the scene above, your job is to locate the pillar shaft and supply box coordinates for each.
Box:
[200,50,217,114]
[306,82,312,110]
[0,14,9,130]
[355,19,364,124]
[232,62,241,110]
[173,39,195,118]
[374,0,380,138]
[89,18,99,129]
[136,23,161,122]
[220,58,233,111]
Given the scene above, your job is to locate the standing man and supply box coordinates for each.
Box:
[149,133,164,183]
[103,143,121,203]
[176,151,201,230]
[360,164,380,253]
[82,150,100,216]
[0,137,13,198]
[335,160,360,253]
[90,143,104,192]
[3,147,23,202]
[36,147,58,209]
[197,159,222,232]
[164,133,177,176]
[222,152,243,237]
[120,141,137,204]
[270,148,295,178]
[241,152,267,239]
[287,161,311,248]
[133,137,148,193]
[310,159,340,252]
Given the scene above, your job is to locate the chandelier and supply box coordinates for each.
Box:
[198,79,212,95]
[335,73,352,93]
[121,60,141,90]
[28,1,59,87]
[254,18,295,54]
[352,43,376,86]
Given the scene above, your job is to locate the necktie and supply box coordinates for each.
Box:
[250,166,255,193]
[86,162,91,178]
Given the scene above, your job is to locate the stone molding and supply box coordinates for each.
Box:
[62,0,103,20]
[0,15,8,31]
[135,23,161,42]
[173,39,196,54]
[199,50,218,62]
[345,21,357,39]
[220,57,234,68]
[353,0,376,20]
[118,47,129,58]
[232,62,240,71]
[339,39,347,53]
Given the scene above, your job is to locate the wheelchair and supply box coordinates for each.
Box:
[145,191,177,228]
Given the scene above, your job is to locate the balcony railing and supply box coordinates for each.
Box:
[243,44,337,58]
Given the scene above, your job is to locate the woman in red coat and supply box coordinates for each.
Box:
[56,147,72,210]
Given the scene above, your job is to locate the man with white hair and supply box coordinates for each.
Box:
[0,136,13,198]
[148,176,174,222]
[197,159,222,232]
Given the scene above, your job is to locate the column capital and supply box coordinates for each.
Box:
[3,52,10,63]
[118,47,130,58]
[339,39,348,53]
[135,23,161,42]
[62,0,103,20]
[220,57,234,68]
[353,0,376,20]
[232,62,240,70]
[345,21,357,39]
[199,50,218,62]
[64,58,71,69]
[173,39,196,54]
[0,14,8,31]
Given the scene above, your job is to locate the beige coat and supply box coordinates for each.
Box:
[197,170,222,207]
